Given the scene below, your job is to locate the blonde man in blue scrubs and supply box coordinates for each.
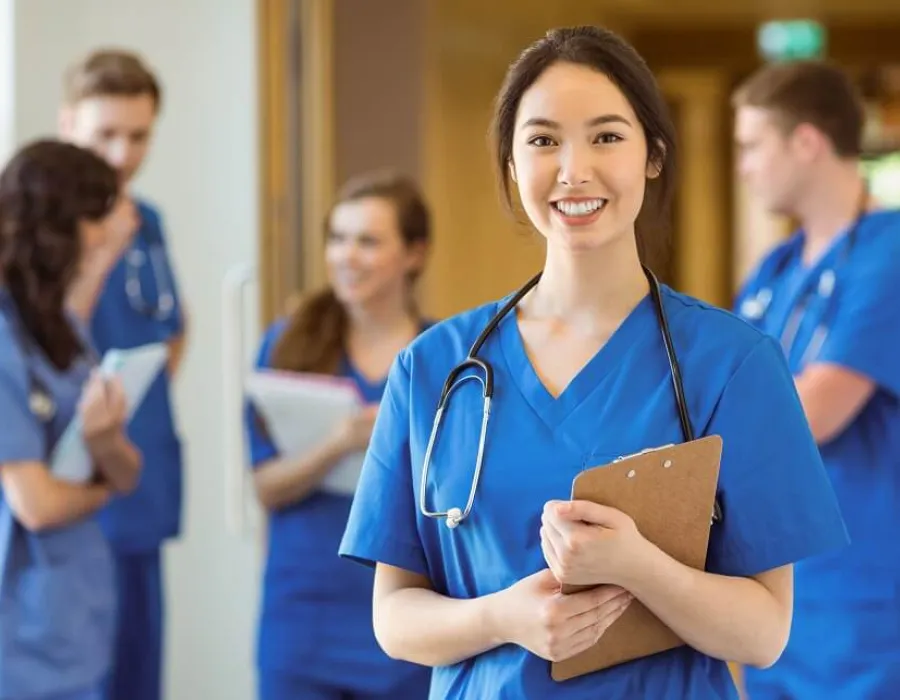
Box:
[734,60,900,699]
[59,50,187,700]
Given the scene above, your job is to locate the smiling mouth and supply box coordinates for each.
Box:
[552,198,607,217]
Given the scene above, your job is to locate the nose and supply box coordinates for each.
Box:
[104,137,134,172]
[557,143,593,186]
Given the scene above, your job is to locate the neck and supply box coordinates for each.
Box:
[346,287,418,341]
[794,161,869,264]
[526,232,649,329]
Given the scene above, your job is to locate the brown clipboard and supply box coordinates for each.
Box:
[551,434,723,682]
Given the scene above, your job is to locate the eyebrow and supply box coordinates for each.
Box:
[521,114,633,129]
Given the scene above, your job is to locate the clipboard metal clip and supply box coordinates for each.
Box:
[613,444,675,463]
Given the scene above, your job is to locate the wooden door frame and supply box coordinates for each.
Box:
[257,0,336,326]
[657,68,731,306]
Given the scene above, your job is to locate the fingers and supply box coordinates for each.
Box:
[558,595,632,660]
[549,500,630,528]
[559,584,628,619]
[106,377,128,420]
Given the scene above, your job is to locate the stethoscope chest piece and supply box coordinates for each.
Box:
[29,387,56,421]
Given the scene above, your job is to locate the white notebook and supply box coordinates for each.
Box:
[244,369,365,496]
[50,343,169,483]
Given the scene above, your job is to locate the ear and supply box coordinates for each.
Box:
[790,122,827,161]
[508,160,518,183]
[405,239,430,278]
[646,139,665,180]
[58,105,74,139]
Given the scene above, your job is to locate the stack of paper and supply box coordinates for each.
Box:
[244,370,365,496]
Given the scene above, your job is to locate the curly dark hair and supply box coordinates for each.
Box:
[0,139,118,369]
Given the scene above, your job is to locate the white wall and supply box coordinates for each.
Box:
[8,2,263,698]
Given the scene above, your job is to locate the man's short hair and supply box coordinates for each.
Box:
[63,49,162,112]
[732,60,864,158]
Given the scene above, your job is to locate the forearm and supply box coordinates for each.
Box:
[91,433,142,494]
[167,325,187,376]
[621,543,790,668]
[1,464,112,531]
[375,584,505,666]
[253,437,348,510]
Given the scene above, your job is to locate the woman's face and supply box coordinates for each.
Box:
[510,61,657,255]
[325,196,423,310]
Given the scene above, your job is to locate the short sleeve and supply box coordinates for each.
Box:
[140,203,185,338]
[705,336,849,577]
[339,350,429,576]
[0,339,45,464]
[244,322,285,468]
[815,246,900,397]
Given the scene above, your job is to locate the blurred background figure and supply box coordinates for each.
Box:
[733,60,900,700]
[58,50,187,700]
[0,139,142,700]
[245,171,433,700]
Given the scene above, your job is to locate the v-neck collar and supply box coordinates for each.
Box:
[498,291,657,430]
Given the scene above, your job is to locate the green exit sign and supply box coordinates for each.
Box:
[757,20,827,61]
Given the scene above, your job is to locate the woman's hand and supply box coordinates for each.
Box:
[540,500,650,588]
[493,569,632,662]
[79,371,128,457]
[330,404,379,454]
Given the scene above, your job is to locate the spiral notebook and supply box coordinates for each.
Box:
[551,435,723,682]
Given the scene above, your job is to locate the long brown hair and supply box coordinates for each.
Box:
[269,170,431,375]
[0,139,118,369]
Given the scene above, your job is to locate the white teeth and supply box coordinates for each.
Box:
[555,199,605,217]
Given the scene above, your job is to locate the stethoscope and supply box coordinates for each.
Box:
[125,236,176,321]
[738,200,866,368]
[419,265,723,529]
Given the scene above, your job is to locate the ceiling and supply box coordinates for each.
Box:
[441,0,900,31]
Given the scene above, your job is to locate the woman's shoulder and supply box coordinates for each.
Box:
[661,286,780,378]
[406,298,508,363]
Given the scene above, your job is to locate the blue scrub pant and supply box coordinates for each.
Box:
[258,671,431,700]
[42,689,102,700]
[744,599,900,699]
[102,550,164,700]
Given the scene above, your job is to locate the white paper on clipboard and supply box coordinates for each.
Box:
[244,370,365,496]
[49,343,169,483]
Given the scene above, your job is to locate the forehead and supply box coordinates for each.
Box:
[735,105,784,141]
[515,61,638,127]
[71,94,156,131]
[329,196,399,237]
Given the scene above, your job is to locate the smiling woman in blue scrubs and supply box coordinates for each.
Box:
[338,27,850,700]
[0,140,143,700]
[246,172,433,700]
[58,50,186,700]
[733,61,900,700]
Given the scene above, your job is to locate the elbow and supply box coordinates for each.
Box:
[14,501,60,533]
[746,618,791,670]
[373,611,411,664]
[253,478,288,513]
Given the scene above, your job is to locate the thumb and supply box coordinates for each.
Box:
[532,568,561,590]
[555,500,629,528]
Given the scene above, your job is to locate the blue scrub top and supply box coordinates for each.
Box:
[0,290,115,699]
[90,199,185,553]
[245,319,432,694]
[735,209,900,604]
[339,285,848,700]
